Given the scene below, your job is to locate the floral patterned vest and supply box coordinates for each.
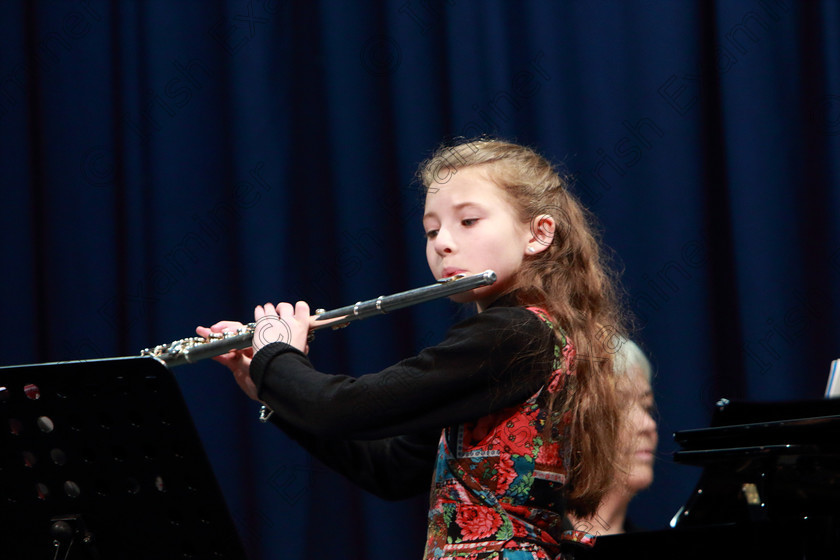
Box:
[423,307,588,560]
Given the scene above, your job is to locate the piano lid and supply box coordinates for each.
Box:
[674,397,840,460]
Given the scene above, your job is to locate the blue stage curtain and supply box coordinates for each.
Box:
[2,1,838,558]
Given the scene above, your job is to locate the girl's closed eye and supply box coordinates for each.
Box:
[425,229,438,239]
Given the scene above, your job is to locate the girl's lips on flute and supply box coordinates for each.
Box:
[442,267,467,278]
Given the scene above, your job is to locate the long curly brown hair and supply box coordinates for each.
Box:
[418,138,627,517]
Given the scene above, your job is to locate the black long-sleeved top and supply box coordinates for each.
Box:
[249,301,556,500]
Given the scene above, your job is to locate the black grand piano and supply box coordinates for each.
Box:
[579,398,840,559]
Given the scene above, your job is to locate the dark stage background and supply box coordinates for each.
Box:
[2,1,839,558]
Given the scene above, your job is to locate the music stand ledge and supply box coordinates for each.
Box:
[0,356,248,559]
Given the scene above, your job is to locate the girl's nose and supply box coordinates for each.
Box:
[434,227,455,254]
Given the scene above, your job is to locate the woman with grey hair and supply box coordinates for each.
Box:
[569,339,657,535]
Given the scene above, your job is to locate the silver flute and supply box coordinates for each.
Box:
[141,270,497,368]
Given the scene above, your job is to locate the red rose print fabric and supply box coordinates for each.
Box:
[423,308,586,559]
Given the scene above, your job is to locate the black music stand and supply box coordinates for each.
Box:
[0,357,248,559]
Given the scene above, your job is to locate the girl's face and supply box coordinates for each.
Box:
[423,166,533,311]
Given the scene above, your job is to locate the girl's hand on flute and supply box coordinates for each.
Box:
[253,301,310,355]
[196,321,258,401]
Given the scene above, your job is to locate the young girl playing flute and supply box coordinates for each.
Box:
[199,138,627,559]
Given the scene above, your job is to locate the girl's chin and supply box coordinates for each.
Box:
[447,292,474,303]
[445,283,508,310]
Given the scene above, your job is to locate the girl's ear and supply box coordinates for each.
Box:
[525,214,556,255]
